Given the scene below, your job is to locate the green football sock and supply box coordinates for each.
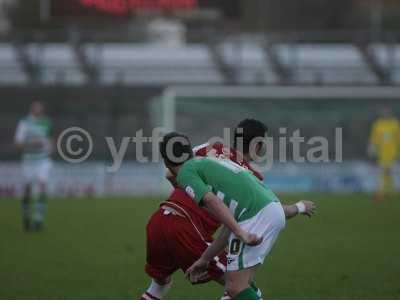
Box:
[34,195,47,223]
[250,281,262,297]
[21,195,31,221]
[233,287,261,300]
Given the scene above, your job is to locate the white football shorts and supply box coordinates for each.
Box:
[226,202,286,272]
[22,158,52,185]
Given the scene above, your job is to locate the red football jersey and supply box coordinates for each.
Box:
[193,142,264,181]
[164,142,264,236]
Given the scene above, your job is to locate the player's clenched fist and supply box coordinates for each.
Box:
[186,258,210,283]
[239,231,263,246]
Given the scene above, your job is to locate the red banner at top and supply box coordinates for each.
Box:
[79,0,198,15]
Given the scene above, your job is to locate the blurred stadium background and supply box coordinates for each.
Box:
[0,1,399,300]
[0,0,400,196]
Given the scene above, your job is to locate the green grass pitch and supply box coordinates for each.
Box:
[0,194,399,300]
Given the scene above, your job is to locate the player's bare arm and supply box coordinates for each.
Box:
[186,226,230,283]
[202,192,262,246]
[282,200,316,219]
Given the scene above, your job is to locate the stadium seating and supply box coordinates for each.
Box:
[26,43,87,85]
[370,44,400,84]
[0,43,28,85]
[274,44,378,85]
[218,37,278,84]
[0,40,399,86]
[84,43,224,84]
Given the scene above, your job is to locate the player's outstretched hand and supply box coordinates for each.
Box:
[301,200,317,217]
[185,258,210,283]
[240,232,263,246]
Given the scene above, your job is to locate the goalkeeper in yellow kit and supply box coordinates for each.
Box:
[368,107,400,201]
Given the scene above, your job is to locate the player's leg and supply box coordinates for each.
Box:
[249,280,263,298]
[225,266,260,299]
[221,275,262,299]
[140,277,172,300]
[32,180,47,230]
[141,210,178,299]
[382,166,394,196]
[376,163,394,202]
[32,160,51,230]
[224,240,261,299]
[21,182,32,231]
[225,202,286,299]
[21,161,34,231]
[232,287,261,300]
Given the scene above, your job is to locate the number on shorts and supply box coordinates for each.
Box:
[229,239,242,255]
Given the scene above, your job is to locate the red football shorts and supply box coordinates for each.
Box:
[145,209,226,283]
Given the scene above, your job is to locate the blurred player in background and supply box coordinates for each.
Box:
[14,101,53,231]
[140,119,315,300]
[368,106,400,201]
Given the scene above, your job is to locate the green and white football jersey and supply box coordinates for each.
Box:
[15,115,53,162]
[177,157,279,222]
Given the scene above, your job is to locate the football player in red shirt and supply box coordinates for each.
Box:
[140,119,315,300]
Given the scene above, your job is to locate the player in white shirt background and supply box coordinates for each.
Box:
[14,101,53,231]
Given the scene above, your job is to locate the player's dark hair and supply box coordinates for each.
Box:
[234,119,268,154]
[160,132,193,167]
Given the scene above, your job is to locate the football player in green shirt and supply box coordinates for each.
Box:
[159,132,316,300]
[15,101,53,231]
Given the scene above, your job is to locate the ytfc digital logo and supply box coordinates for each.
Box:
[57,126,344,173]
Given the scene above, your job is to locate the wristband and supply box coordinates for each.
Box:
[295,201,306,214]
